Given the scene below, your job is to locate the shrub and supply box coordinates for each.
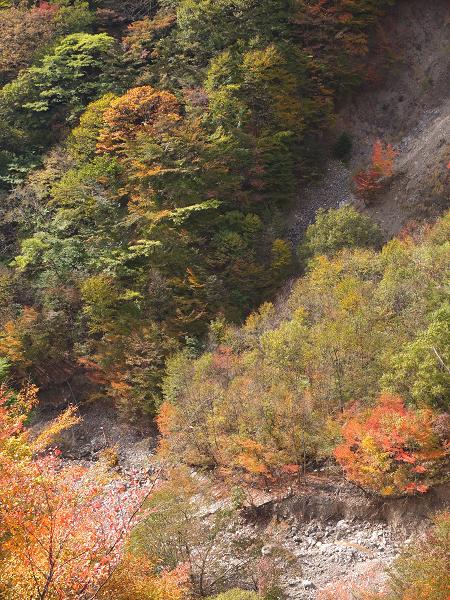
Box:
[354,140,397,204]
[300,206,383,259]
[25,32,116,116]
[97,552,189,600]
[132,469,265,597]
[67,93,117,162]
[368,512,450,600]
[332,132,352,163]
[382,304,450,409]
[208,591,261,600]
[334,394,448,496]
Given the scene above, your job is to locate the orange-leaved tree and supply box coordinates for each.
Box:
[96,552,189,600]
[354,140,397,204]
[334,394,448,496]
[0,384,157,600]
[97,86,181,156]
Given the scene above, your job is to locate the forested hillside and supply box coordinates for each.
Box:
[0,1,448,599]
[160,209,449,494]
[0,0,400,416]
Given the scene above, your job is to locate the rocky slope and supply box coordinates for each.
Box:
[290,0,449,242]
[253,478,449,598]
[195,476,449,599]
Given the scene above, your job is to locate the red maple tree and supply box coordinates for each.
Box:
[354,140,397,204]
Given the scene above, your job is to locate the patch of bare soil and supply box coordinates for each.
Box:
[30,374,157,472]
[290,0,450,243]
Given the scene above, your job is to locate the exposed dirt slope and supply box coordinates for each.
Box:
[31,377,156,472]
[290,0,450,241]
[198,476,449,599]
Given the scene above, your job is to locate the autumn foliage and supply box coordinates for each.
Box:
[334,394,448,496]
[0,384,158,600]
[96,553,189,600]
[97,86,181,156]
[2,0,449,595]
[0,0,414,423]
[159,213,449,486]
[0,2,59,83]
[355,140,397,203]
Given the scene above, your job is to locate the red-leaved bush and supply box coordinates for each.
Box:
[354,140,397,204]
[334,394,448,496]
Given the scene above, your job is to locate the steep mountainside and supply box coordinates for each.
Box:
[290,0,449,239]
[0,1,448,599]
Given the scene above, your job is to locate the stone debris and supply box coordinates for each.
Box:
[275,518,402,599]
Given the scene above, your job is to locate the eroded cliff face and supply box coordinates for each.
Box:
[170,476,449,599]
[291,0,449,241]
[247,478,449,599]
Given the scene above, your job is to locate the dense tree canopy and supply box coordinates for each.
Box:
[0,0,404,418]
[159,212,450,484]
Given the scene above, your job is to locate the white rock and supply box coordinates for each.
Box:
[261,544,273,556]
[302,580,316,590]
